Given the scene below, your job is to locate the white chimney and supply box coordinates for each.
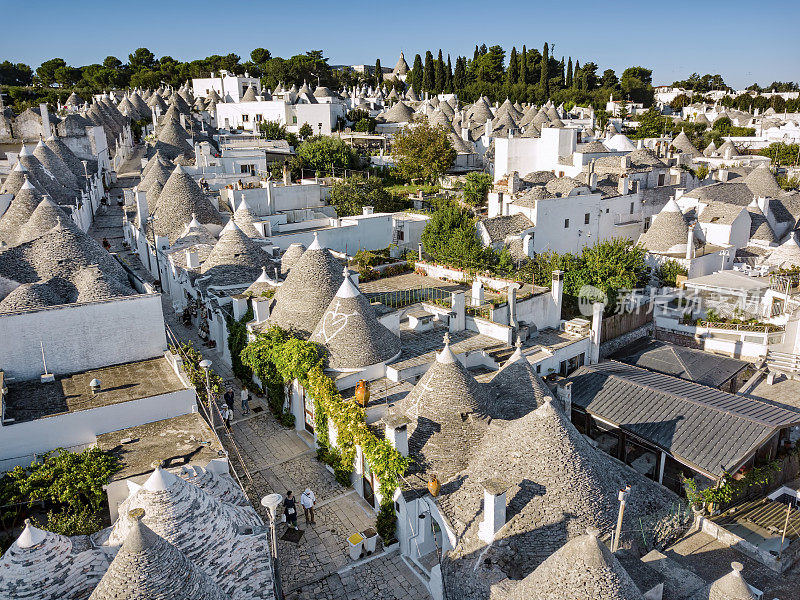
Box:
[485,117,492,139]
[589,171,598,191]
[620,155,631,170]
[589,303,603,364]
[551,270,564,317]
[686,225,695,261]
[718,168,729,182]
[231,295,248,320]
[39,103,51,138]
[757,196,770,219]
[507,171,520,194]
[508,285,518,329]
[253,297,271,322]
[472,280,484,306]
[135,191,149,232]
[557,381,572,414]
[618,173,629,195]
[185,248,200,269]
[384,413,411,457]
[478,478,508,543]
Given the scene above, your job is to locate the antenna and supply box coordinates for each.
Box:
[40,341,48,374]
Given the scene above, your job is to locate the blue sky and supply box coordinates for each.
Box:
[3,0,798,89]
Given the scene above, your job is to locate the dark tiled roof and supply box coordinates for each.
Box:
[611,339,748,388]
[566,361,800,476]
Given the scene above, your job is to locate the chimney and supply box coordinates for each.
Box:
[620,155,630,170]
[724,145,733,160]
[551,270,564,317]
[485,117,491,139]
[449,291,466,332]
[508,285,518,329]
[461,124,470,142]
[718,168,729,182]
[757,196,770,219]
[472,280,484,306]
[362,205,374,215]
[522,232,534,257]
[589,302,603,364]
[618,173,629,195]
[185,248,200,269]
[507,171,520,194]
[231,295,248,320]
[39,103,51,138]
[686,224,695,261]
[557,381,572,415]
[135,190,149,232]
[384,413,411,457]
[589,171,598,190]
[253,297,271,322]
[478,478,508,543]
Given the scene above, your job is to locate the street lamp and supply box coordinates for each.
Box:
[261,493,285,600]
[199,358,213,426]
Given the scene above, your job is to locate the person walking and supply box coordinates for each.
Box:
[300,488,316,524]
[102,238,111,251]
[224,387,235,412]
[283,491,298,529]
[240,388,250,415]
[223,405,233,430]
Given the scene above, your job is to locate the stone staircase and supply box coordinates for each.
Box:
[766,350,800,377]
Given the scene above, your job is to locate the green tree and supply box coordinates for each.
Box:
[654,260,688,287]
[374,58,382,88]
[620,66,654,105]
[296,135,356,174]
[566,57,573,88]
[463,172,493,207]
[251,48,272,65]
[670,94,692,111]
[423,51,435,92]
[298,122,314,139]
[520,45,528,84]
[128,47,156,71]
[410,54,424,92]
[0,60,33,86]
[601,68,618,89]
[421,200,493,269]
[434,50,445,93]
[628,108,668,139]
[35,58,67,86]
[506,47,518,87]
[540,43,550,99]
[759,143,800,166]
[328,174,402,216]
[391,120,456,184]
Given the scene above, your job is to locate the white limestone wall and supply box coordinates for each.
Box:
[0,388,197,471]
[0,294,167,381]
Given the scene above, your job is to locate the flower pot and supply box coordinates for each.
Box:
[428,474,441,497]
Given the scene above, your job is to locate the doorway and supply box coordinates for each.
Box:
[302,390,314,434]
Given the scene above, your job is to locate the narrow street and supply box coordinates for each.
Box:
[92,146,430,600]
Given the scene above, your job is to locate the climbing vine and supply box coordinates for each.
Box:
[240,327,410,499]
[170,342,224,404]
[227,307,254,384]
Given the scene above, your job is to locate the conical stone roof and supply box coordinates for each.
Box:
[232,199,262,238]
[0,520,109,600]
[154,118,194,160]
[267,235,344,336]
[747,205,776,243]
[743,164,784,198]
[671,130,702,157]
[310,272,401,370]
[169,90,191,114]
[17,195,71,244]
[240,86,258,102]
[152,166,222,243]
[397,334,489,478]
[138,157,172,193]
[508,528,644,600]
[33,140,81,195]
[199,222,271,285]
[0,176,44,243]
[638,198,692,254]
[716,139,739,158]
[280,242,305,274]
[765,232,800,268]
[18,147,71,204]
[46,136,90,180]
[90,510,225,600]
[380,100,414,123]
[708,562,758,600]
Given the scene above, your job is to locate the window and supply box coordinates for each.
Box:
[242,114,250,122]
[605,208,609,213]
[584,213,590,225]
[240,164,255,175]
[644,217,651,232]
[536,364,541,374]
[564,218,570,228]
[558,171,565,177]
[292,116,297,124]
[657,173,666,186]
[396,229,404,241]
[255,114,263,122]
[630,202,634,214]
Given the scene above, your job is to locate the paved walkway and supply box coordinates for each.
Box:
[101,147,430,600]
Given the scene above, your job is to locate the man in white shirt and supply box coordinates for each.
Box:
[300,488,316,524]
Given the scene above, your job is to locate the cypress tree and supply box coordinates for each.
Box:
[559,57,565,88]
[374,58,382,88]
[454,56,466,91]
[520,44,528,84]
[445,55,454,93]
[423,50,435,92]
[435,49,445,93]
[506,46,518,87]
[566,57,573,88]
[473,45,480,62]
[411,53,423,92]
[573,60,580,89]
[540,42,549,99]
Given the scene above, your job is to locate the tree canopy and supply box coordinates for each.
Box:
[296,135,357,175]
[391,120,455,185]
[421,200,494,269]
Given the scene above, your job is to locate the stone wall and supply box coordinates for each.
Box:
[600,323,654,359]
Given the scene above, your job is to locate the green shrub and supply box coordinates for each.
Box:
[376,501,397,543]
[35,506,102,536]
